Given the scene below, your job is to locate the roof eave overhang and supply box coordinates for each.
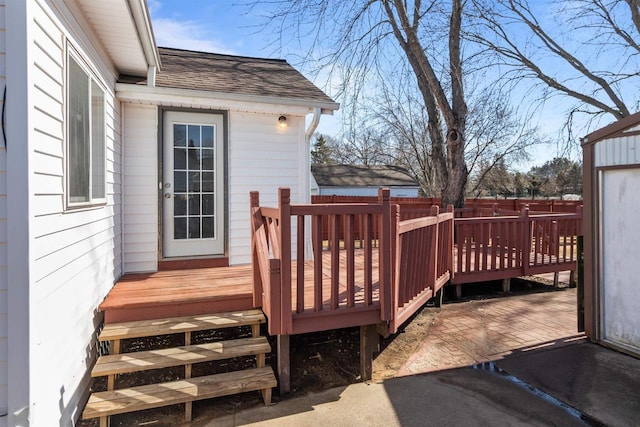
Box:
[126,0,161,72]
[116,83,340,113]
[582,111,640,146]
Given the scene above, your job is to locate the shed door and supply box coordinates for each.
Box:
[601,168,640,354]
[162,111,225,258]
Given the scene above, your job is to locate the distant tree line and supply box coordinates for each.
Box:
[311,134,582,199]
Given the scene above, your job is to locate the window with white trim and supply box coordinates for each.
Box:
[67,52,106,207]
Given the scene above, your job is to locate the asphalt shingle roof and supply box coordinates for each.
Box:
[130,47,336,105]
[311,165,419,187]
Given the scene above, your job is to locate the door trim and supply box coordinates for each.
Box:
[158,107,229,260]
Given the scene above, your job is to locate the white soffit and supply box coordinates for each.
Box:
[76,0,148,76]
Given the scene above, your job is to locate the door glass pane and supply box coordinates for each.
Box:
[174,218,187,239]
[188,149,200,170]
[188,217,201,238]
[174,171,187,192]
[202,149,214,171]
[174,148,186,169]
[202,217,215,238]
[172,123,217,241]
[188,172,199,192]
[202,194,214,215]
[202,126,214,147]
[174,194,187,216]
[202,172,214,192]
[188,125,200,147]
[188,195,200,216]
[174,125,186,147]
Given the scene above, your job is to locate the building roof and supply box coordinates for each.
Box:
[582,111,640,146]
[120,47,338,108]
[311,165,419,188]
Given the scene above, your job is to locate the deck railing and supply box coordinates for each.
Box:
[391,205,454,332]
[453,206,582,284]
[252,189,581,336]
[251,188,454,335]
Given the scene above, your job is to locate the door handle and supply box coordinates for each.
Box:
[164,193,171,199]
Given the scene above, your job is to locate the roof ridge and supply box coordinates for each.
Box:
[157,46,288,64]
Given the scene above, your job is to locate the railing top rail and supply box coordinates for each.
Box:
[397,211,454,234]
[259,206,279,219]
[290,203,386,216]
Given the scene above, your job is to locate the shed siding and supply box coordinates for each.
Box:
[594,134,640,167]
[228,112,304,264]
[0,0,6,418]
[122,103,158,273]
[28,1,121,424]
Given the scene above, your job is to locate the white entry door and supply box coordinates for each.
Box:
[163,111,225,257]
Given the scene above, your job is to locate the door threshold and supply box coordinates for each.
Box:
[158,257,229,271]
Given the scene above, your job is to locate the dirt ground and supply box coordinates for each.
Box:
[79,277,561,427]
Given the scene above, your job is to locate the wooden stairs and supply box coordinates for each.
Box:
[82,309,277,426]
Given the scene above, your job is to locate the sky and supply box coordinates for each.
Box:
[145,0,609,170]
[147,0,342,136]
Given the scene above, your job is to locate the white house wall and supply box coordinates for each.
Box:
[122,103,158,273]
[228,112,303,265]
[0,0,7,420]
[25,0,121,424]
[121,108,306,270]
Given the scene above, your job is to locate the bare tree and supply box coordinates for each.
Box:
[335,127,391,166]
[469,0,640,140]
[251,0,471,207]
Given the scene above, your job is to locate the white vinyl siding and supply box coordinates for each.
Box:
[228,112,303,265]
[122,103,158,273]
[27,0,121,425]
[0,0,7,419]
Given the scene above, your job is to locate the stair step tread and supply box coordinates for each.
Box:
[83,366,277,419]
[92,337,271,376]
[99,309,265,341]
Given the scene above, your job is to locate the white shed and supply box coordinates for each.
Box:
[582,111,640,357]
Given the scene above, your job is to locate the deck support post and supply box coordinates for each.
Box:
[434,286,444,308]
[360,325,378,381]
[569,270,576,288]
[277,334,290,395]
[455,284,462,299]
[553,272,560,288]
[502,278,511,293]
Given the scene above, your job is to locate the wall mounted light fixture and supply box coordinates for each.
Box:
[278,115,288,129]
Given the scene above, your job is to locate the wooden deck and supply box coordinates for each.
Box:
[101,247,572,324]
[102,191,580,329]
[101,251,381,324]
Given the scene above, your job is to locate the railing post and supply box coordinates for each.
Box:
[390,203,400,332]
[278,188,293,335]
[521,205,531,275]
[378,187,392,322]
[250,191,262,307]
[447,205,455,281]
[430,205,440,294]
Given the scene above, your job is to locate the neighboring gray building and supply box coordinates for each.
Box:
[311,164,420,197]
